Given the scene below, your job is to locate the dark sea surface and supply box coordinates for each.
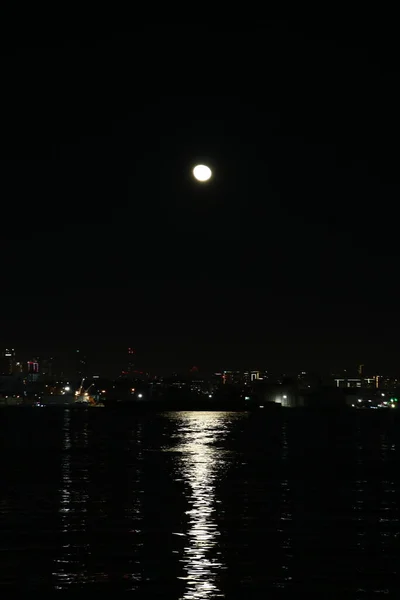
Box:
[0,407,399,596]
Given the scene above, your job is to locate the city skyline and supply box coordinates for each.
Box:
[1,345,398,381]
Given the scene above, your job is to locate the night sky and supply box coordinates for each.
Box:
[1,20,399,375]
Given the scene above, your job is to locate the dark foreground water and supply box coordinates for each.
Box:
[0,408,399,596]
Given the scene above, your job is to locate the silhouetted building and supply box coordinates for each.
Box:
[222,370,243,385]
[244,370,262,385]
[0,374,24,395]
[41,357,54,379]
[1,348,16,375]
[27,358,39,382]
[127,348,135,374]
[334,376,378,389]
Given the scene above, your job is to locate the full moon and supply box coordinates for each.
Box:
[193,164,212,182]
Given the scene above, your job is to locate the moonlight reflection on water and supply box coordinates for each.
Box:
[170,411,240,599]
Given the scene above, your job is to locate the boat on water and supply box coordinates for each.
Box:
[38,380,104,407]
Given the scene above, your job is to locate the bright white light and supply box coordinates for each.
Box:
[193,164,212,182]
[138,393,143,399]
[64,386,70,392]
[283,395,287,399]
[209,394,212,398]
[173,412,232,598]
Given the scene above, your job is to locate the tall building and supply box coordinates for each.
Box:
[127,348,135,374]
[214,370,243,386]
[41,357,54,379]
[27,358,39,382]
[1,348,16,375]
[244,370,262,385]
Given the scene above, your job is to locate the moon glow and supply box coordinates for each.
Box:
[193,164,212,182]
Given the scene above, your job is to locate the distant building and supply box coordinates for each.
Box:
[0,374,24,395]
[244,370,262,385]
[127,348,135,374]
[190,377,207,394]
[334,376,378,389]
[297,371,320,390]
[213,370,256,387]
[41,357,54,379]
[1,348,16,375]
[27,358,39,382]
[222,370,243,385]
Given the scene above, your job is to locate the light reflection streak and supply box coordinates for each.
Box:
[52,411,93,588]
[353,425,366,551]
[276,420,293,588]
[124,421,144,590]
[352,425,398,593]
[171,411,238,600]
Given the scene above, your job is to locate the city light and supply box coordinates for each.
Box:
[3,350,400,413]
